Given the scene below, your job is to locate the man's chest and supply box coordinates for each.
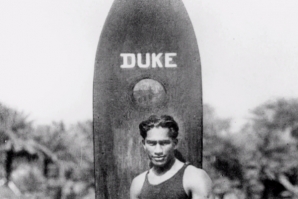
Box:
[147,170,177,185]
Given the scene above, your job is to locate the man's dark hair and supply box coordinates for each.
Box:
[139,115,179,139]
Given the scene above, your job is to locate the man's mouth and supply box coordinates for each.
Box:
[153,156,165,161]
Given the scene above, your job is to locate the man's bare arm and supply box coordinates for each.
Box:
[184,166,213,199]
[130,172,147,199]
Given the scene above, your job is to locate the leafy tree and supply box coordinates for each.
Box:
[203,104,245,198]
[0,103,94,197]
[0,103,58,198]
[64,121,93,184]
[0,104,42,180]
[33,122,71,163]
[33,121,94,194]
[240,98,298,199]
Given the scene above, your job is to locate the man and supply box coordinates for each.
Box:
[130,115,213,199]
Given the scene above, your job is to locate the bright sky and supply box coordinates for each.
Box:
[1,0,298,131]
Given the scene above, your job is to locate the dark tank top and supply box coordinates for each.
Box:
[140,163,190,199]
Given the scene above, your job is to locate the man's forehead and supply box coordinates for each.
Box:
[145,137,172,141]
[146,127,170,137]
[147,127,170,135]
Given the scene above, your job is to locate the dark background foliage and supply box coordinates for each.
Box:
[1,98,298,198]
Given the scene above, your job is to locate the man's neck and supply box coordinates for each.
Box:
[152,158,177,175]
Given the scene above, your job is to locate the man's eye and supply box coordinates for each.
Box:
[160,141,170,145]
[147,142,155,145]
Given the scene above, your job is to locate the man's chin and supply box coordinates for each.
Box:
[151,160,167,167]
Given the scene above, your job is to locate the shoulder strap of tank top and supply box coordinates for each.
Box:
[184,162,191,167]
[181,162,191,174]
[142,170,150,187]
[175,162,191,176]
[145,170,150,178]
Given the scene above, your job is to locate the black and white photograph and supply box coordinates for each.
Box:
[1,0,298,198]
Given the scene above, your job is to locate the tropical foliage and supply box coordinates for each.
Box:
[0,103,94,198]
[203,99,298,199]
[1,98,298,198]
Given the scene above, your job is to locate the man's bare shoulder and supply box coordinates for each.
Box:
[130,171,147,199]
[184,165,211,180]
[184,165,213,198]
[132,170,148,185]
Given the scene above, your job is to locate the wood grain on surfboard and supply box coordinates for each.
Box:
[93,0,202,198]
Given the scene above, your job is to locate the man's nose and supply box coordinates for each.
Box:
[154,144,163,155]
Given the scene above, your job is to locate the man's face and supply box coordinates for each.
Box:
[143,127,177,167]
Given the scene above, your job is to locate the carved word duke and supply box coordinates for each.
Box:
[120,53,177,69]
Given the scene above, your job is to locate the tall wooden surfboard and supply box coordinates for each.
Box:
[93,0,202,198]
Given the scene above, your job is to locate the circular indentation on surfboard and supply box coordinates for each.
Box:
[132,79,166,108]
